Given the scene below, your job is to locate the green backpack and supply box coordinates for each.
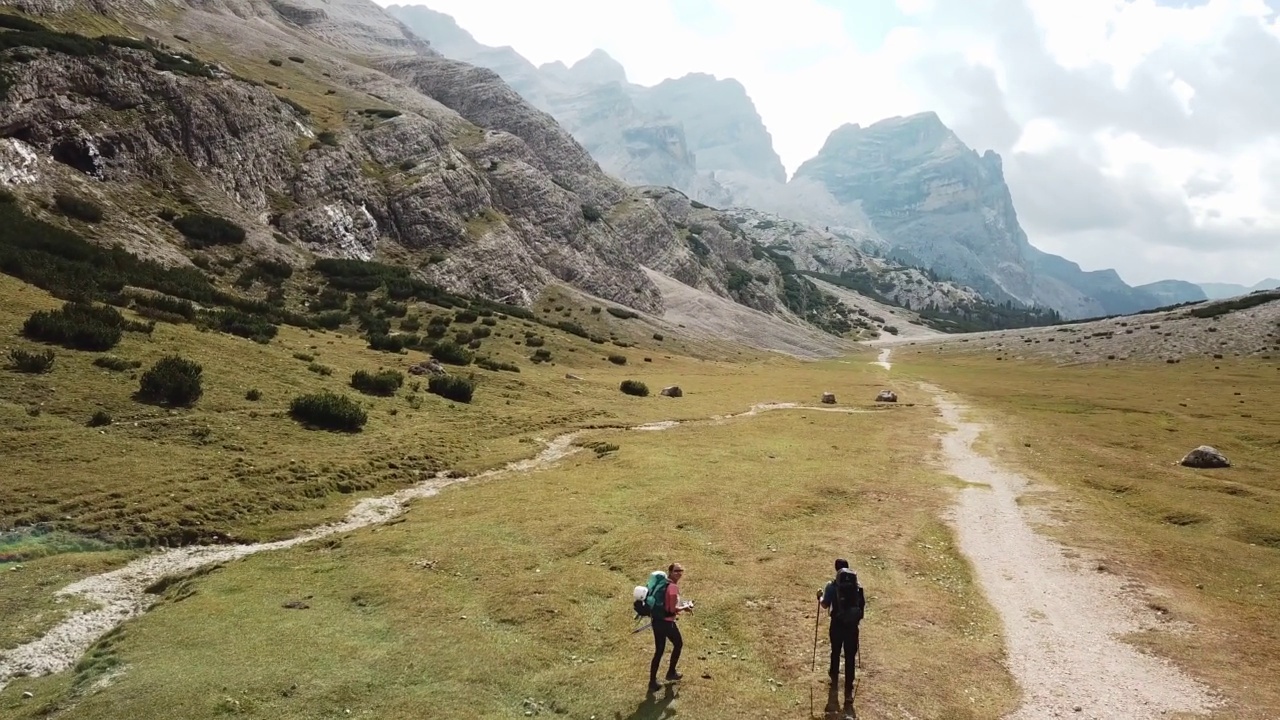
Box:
[632,570,669,619]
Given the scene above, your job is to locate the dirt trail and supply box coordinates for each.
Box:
[926,380,1221,719]
[0,403,871,692]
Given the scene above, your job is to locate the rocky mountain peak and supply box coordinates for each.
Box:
[565,48,627,86]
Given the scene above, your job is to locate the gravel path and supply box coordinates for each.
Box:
[925,380,1221,719]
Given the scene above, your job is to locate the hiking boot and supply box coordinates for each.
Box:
[647,679,661,693]
[665,671,683,682]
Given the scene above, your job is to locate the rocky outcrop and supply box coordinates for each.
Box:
[636,73,786,184]
[792,112,1163,320]
[1180,446,1230,469]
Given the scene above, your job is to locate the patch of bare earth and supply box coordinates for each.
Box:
[924,380,1222,719]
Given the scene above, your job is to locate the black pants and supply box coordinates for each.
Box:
[649,617,683,681]
[828,621,859,692]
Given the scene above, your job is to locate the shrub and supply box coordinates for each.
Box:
[431,341,473,366]
[367,333,405,353]
[428,374,475,403]
[288,55,305,63]
[308,362,333,376]
[883,325,900,335]
[481,317,497,327]
[467,339,482,350]
[312,311,347,330]
[136,355,203,407]
[22,302,127,351]
[582,204,603,222]
[590,306,601,314]
[130,293,195,320]
[454,309,479,324]
[245,388,262,401]
[268,57,283,66]
[93,355,140,372]
[400,316,421,332]
[476,357,519,373]
[606,307,639,320]
[608,354,627,365]
[293,352,315,362]
[201,309,277,343]
[87,410,112,427]
[620,380,649,397]
[652,333,664,341]
[531,348,552,363]
[317,131,339,147]
[350,369,404,397]
[173,212,246,248]
[53,193,104,223]
[525,334,545,347]
[470,326,492,339]
[289,391,367,432]
[8,348,54,373]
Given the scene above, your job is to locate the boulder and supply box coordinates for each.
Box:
[408,360,447,376]
[1180,446,1230,469]
[660,385,683,398]
[821,392,836,404]
[875,390,898,403]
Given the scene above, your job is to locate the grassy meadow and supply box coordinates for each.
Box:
[901,351,1280,719]
[0,270,1018,718]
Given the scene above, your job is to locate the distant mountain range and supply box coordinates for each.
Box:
[387,4,1274,321]
[1196,279,1280,300]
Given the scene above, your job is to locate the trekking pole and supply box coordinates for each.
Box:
[810,597,820,718]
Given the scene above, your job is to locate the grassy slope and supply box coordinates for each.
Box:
[0,274,1017,718]
[900,351,1280,719]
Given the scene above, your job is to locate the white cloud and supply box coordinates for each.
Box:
[377,0,1280,285]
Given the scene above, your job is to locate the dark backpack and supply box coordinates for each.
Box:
[831,568,865,624]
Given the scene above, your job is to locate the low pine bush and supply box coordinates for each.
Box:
[428,374,475,403]
[136,355,203,407]
[8,348,54,373]
[22,302,128,351]
[172,212,246,248]
[53,193,104,223]
[620,380,649,397]
[476,357,519,373]
[245,388,262,401]
[350,369,404,397]
[608,354,627,365]
[87,410,112,427]
[289,391,367,432]
[93,355,140,372]
[431,340,473,366]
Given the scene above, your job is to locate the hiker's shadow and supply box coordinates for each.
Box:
[619,685,677,720]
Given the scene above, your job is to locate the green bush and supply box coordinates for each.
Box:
[200,309,277,343]
[525,334,546,347]
[8,347,54,373]
[582,204,603,222]
[130,293,196,320]
[454,309,479,324]
[530,348,552,364]
[53,193,104,223]
[245,388,262,401]
[620,380,649,397]
[481,317,497,327]
[400,316,422,332]
[93,355,140,372]
[476,357,519,373]
[136,355,203,407]
[312,311,347,330]
[428,374,475,403]
[87,410,112,427]
[606,307,639,320]
[307,362,333,376]
[350,369,404,397]
[431,341,473,366]
[367,333,405,354]
[652,333,664,341]
[289,391,367,432]
[172,212,246,248]
[608,354,627,365]
[22,302,128,351]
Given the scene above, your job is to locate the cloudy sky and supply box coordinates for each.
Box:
[376,0,1280,287]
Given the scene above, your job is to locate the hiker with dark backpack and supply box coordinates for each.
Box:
[818,558,865,704]
[643,562,691,692]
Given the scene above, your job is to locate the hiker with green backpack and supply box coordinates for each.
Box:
[818,558,866,705]
[634,562,693,692]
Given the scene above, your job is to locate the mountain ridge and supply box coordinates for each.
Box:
[386,5,1223,321]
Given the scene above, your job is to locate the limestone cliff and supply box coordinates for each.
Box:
[793,113,1163,319]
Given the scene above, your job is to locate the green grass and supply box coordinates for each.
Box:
[899,351,1280,719]
[0,389,1015,719]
